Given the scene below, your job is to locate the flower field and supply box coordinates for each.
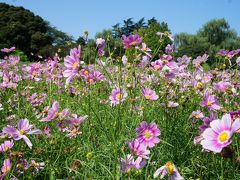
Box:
[0,33,240,179]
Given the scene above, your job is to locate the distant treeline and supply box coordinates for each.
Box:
[1,2,240,65]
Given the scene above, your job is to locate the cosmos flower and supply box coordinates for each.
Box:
[151,60,162,71]
[67,114,88,125]
[190,110,204,119]
[0,158,11,179]
[213,81,231,93]
[154,162,183,179]
[41,101,70,122]
[136,121,160,148]
[137,43,151,57]
[165,44,174,54]
[200,114,240,153]
[122,34,142,49]
[96,38,106,56]
[1,47,15,53]
[128,139,150,159]
[0,140,14,153]
[63,46,81,84]
[2,119,41,149]
[200,92,221,111]
[109,87,128,106]
[120,154,146,173]
[142,87,159,101]
[65,126,81,138]
[167,101,179,108]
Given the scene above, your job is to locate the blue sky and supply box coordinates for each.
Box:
[1,0,240,39]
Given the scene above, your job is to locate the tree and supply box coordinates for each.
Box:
[198,18,236,46]
[0,3,52,57]
[0,3,74,60]
[135,20,171,59]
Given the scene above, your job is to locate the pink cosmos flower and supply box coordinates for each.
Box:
[0,158,11,179]
[200,92,221,111]
[190,110,204,119]
[122,34,142,49]
[63,46,81,84]
[65,126,81,138]
[128,139,150,159]
[167,101,179,108]
[109,87,128,106]
[2,119,41,149]
[165,44,173,54]
[41,101,70,122]
[96,38,106,56]
[213,81,231,93]
[200,114,240,153]
[151,60,162,71]
[154,162,183,179]
[120,154,146,173]
[43,126,52,137]
[1,47,15,53]
[67,114,88,125]
[137,43,151,57]
[136,121,160,148]
[0,140,14,153]
[142,87,159,101]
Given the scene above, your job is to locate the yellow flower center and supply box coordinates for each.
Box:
[71,129,77,134]
[20,130,25,135]
[195,114,200,119]
[154,65,160,70]
[145,94,151,100]
[6,78,10,82]
[219,132,229,142]
[88,79,93,83]
[72,62,79,70]
[57,112,62,118]
[144,131,151,139]
[5,167,10,172]
[142,47,147,52]
[166,162,174,174]
[207,101,212,107]
[5,146,9,151]
[32,71,37,76]
[84,70,89,75]
[197,82,203,88]
[116,93,122,100]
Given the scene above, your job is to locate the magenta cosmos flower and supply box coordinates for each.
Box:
[122,34,142,49]
[109,87,128,106]
[200,114,240,153]
[1,47,15,53]
[0,158,11,179]
[0,140,14,153]
[142,87,159,101]
[63,46,81,84]
[120,154,146,173]
[151,59,162,71]
[154,162,183,179]
[213,81,231,93]
[96,38,106,56]
[200,92,221,111]
[41,101,70,122]
[136,121,160,148]
[128,139,150,159]
[2,119,41,149]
